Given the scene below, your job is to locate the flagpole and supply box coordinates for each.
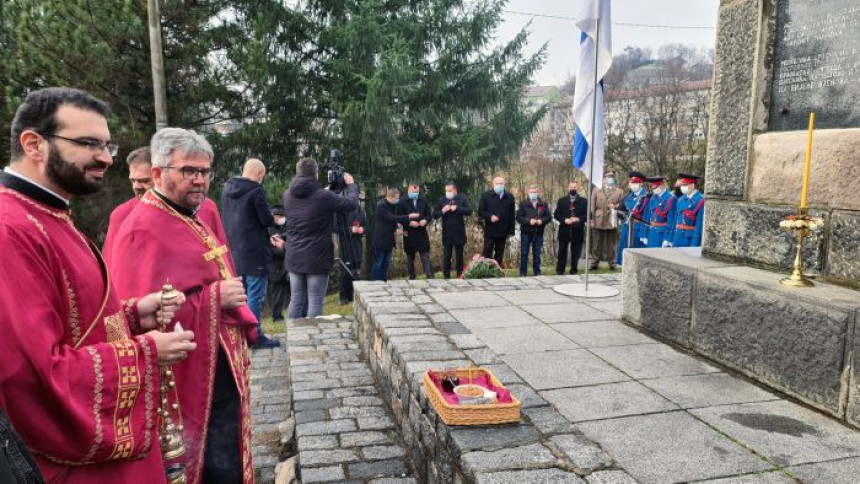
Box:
[584,19,601,292]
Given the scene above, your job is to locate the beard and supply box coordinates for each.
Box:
[45,148,108,196]
[163,175,207,210]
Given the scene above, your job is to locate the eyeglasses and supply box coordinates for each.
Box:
[40,133,118,157]
[163,166,215,181]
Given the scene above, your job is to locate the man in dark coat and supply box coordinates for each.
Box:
[554,181,589,274]
[335,205,366,304]
[399,183,434,279]
[434,182,472,279]
[516,185,552,276]
[267,206,290,322]
[372,188,417,281]
[221,157,278,348]
[478,176,516,267]
[283,158,358,318]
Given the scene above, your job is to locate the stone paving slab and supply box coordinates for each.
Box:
[542,382,679,422]
[590,343,721,379]
[430,291,511,309]
[522,302,616,324]
[471,325,580,355]
[551,320,656,348]
[496,289,576,305]
[451,306,542,330]
[249,334,291,482]
[503,350,629,390]
[786,456,860,483]
[287,318,414,483]
[578,411,774,482]
[691,400,860,467]
[640,373,780,409]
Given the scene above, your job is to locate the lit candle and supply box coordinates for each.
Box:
[800,112,815,209]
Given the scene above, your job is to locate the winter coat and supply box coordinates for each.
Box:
[478,190,516,238]
[433,194,472,247]
[554,194,589,243]
[267,224,288,282]
[398,196,433,253]
[283,175,359,274]
[516,199,552,237]
[221,176,275,276]
[333,207,366,270]
[590,185,624,229]
[372,200,410,251]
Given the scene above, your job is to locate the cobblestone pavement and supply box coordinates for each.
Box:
[287,317,416,483]
[250,333,293,483]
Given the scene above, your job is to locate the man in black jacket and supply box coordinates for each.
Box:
[516,185,552,276]
[434,182,472,279]
[335,205,367,303]
[399,183,434,279]
[372,188,418,281]
[283,158,358,318]
[478,176,516,267]
[554,181,589,274]
[267,206,290,322]
[221,157,279,348]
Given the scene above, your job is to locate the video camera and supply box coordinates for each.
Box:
[321,149,347,193]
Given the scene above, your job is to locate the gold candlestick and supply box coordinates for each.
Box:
[159,284,187,484]
[779,210,823,287]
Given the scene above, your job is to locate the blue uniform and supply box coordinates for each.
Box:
[615,188,648,265]
[668,190,705,247]
[645,190,675,248]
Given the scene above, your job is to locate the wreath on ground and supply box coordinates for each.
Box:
[461,256,504,279]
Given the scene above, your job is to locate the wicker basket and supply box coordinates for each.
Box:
[423,368,521,426]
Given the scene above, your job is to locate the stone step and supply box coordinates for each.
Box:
[250,334,295,483]
[287,317,417,484]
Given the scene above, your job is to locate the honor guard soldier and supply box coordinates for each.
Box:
[642,176,676,248]
[616,170,649,266]
[666,173,705,248]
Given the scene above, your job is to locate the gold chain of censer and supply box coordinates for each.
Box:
[159,284,187,484]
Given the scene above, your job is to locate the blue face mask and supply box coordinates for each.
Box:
[606,179,616,187]
[408,192,418,200]
[494,184,504,195]
[529,193,538,201]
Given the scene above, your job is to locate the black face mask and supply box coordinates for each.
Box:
[569,190,577,196]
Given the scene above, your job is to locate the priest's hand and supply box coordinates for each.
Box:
[149,330,196,365]
[220,277,248,309]
[138,291,188,330]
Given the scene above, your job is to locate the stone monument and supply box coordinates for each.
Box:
[623,0,860,429]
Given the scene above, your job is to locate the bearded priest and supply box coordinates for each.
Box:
[0,87,196,483]
[105,127,258,484]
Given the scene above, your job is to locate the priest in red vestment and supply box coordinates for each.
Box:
[103,146,225,261]
[0,88,196,483]
[105,127,258,484]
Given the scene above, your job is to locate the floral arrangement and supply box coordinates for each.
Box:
[461,255,504,279]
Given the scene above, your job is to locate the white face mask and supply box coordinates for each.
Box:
[630,183,641,192]
[680,185,691,195]
[275,218,286,226]
[445,191,455,200]
[653,187,664,196]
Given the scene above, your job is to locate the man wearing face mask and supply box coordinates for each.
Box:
[554,181,589,274]
[478,176,516,267]
[434,182,472,279]
[398,182,434,279]
[589,171,624,270]
[642,177,676,248]
[516,185,552,276]
[616,171,649,267]
[372,188,417,280]
[666,173,705,248]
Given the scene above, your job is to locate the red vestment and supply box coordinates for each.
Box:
[0,185,163,483]
[103,194,225,262]
[105,191,256,484]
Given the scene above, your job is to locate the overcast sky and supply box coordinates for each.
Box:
[496,0,720,86]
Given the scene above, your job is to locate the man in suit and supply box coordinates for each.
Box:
[434,182,472,279]
[516,185,552,276]
[478,176,516,267]
[372,188,417,281]
[554,181,589,274]
[399,183,434,279]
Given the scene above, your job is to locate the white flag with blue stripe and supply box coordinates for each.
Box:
[572,0,612,188]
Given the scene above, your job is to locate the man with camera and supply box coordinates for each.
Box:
[399,183,434,279]
[283,157,358,318]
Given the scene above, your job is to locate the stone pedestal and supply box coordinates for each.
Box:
[623,249,860,424]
